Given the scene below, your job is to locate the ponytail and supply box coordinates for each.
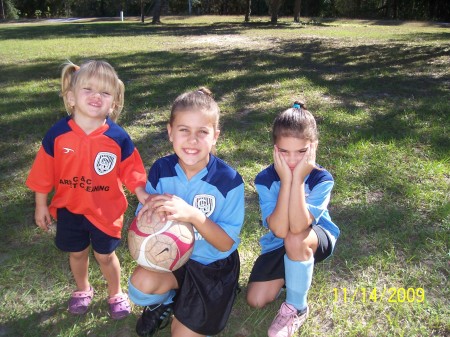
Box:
[60,61,79,115]
[272,100,317,143]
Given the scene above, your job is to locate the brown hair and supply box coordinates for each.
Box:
[60,60,125,122]
[272,101,318,143]
[169,87,220,130]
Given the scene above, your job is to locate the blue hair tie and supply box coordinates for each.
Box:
[293,103,301,109]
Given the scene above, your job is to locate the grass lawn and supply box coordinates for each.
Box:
[0,15,449,337]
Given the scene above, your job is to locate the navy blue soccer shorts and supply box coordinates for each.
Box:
[55,208,120,254]
[249,225,333,283]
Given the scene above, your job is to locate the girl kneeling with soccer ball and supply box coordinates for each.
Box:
[128,87,245,337]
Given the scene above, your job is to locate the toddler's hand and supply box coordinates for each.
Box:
[35,205,53,231]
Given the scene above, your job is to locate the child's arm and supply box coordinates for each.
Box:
[288,144,316,233]
[188,206,235,252]
[150,194,235,252]
[34,192,53,231]
[134,185,150,206]
[266,146,292,238]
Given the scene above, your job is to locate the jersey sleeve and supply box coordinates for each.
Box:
[215,183,245,243]
[307,180,334,224]
[25,146,55,193]
[255,182,278,229]
[119,148,147,194]
[134,162,160,215]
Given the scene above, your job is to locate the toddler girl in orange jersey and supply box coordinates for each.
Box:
[26,60,149,319]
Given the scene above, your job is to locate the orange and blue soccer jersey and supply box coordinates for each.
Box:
[26,117,146,238]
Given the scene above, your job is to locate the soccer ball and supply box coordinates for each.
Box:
[128,210,195,273]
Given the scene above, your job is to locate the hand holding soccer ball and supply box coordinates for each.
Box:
[128,208,195,273]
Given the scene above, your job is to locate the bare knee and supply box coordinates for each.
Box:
[285,230,316,261]
[171,317,204,337]
[70,248,89,261]
[246,294,269,309]
[94,251,116,266]
[246,282,281,309]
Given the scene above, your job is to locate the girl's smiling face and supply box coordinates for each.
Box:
[275,136,312,171]
[68,79,115,123]
[167,110,220,178]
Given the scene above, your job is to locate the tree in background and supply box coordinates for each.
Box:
[151,0,162,23]
[2,0,21,18]
[293,0,301,22]
[245,0,251,21]
[270,0,283,23]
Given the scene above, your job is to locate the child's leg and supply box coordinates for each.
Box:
[69,247,91,291]
[94,250,122,297]
[283,228,318,311]
[129,267,178,308]
[267,229,318,337]
[247,279,285,308]
[284,255,314,311]
[130,265,179,295]
[171,317,207,337]
[247,246,286,308]
[68,247,95,315]
[130,267,178,337]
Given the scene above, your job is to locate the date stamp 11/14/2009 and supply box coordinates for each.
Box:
[333,287,425,303]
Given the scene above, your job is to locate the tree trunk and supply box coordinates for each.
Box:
[141,0,144,23]
[245,0,251,22]
[429,0,436,19]
[270,0,282,24]
[293,0,301,22]
[0,0,4,19]
[152,0,162,24]
[392,0,398,19]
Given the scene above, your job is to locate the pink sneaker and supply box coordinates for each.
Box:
[68,286,94,315]
[268,302,309,337]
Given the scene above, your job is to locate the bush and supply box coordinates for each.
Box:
[4,0,21,19]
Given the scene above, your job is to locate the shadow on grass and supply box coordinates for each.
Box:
[1,30,448,185]
[0,20,286,40]
[0,305,136,337]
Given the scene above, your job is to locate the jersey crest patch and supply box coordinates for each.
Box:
[94,152,117,175]
[193,194,215,217]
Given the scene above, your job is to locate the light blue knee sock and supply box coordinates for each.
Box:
[284,254,314,312]
[128,278,175,307]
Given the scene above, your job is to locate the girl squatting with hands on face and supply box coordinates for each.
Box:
[246,102,340,337]
[26,60,149,320]
[128,87,245,337]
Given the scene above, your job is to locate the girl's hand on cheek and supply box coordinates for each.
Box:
[273,145,292,183]
[294,143,317,179]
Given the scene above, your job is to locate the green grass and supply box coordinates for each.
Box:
[0,15,449,337]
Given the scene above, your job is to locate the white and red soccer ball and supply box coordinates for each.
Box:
[128,210,195,272]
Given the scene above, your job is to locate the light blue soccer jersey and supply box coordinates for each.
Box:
[137,154,245,265]
[255,164,340,255]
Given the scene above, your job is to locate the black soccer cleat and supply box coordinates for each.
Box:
[136,303,173,337]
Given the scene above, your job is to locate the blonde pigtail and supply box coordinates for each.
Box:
[109,78,125,122]
[60,62,79,115]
